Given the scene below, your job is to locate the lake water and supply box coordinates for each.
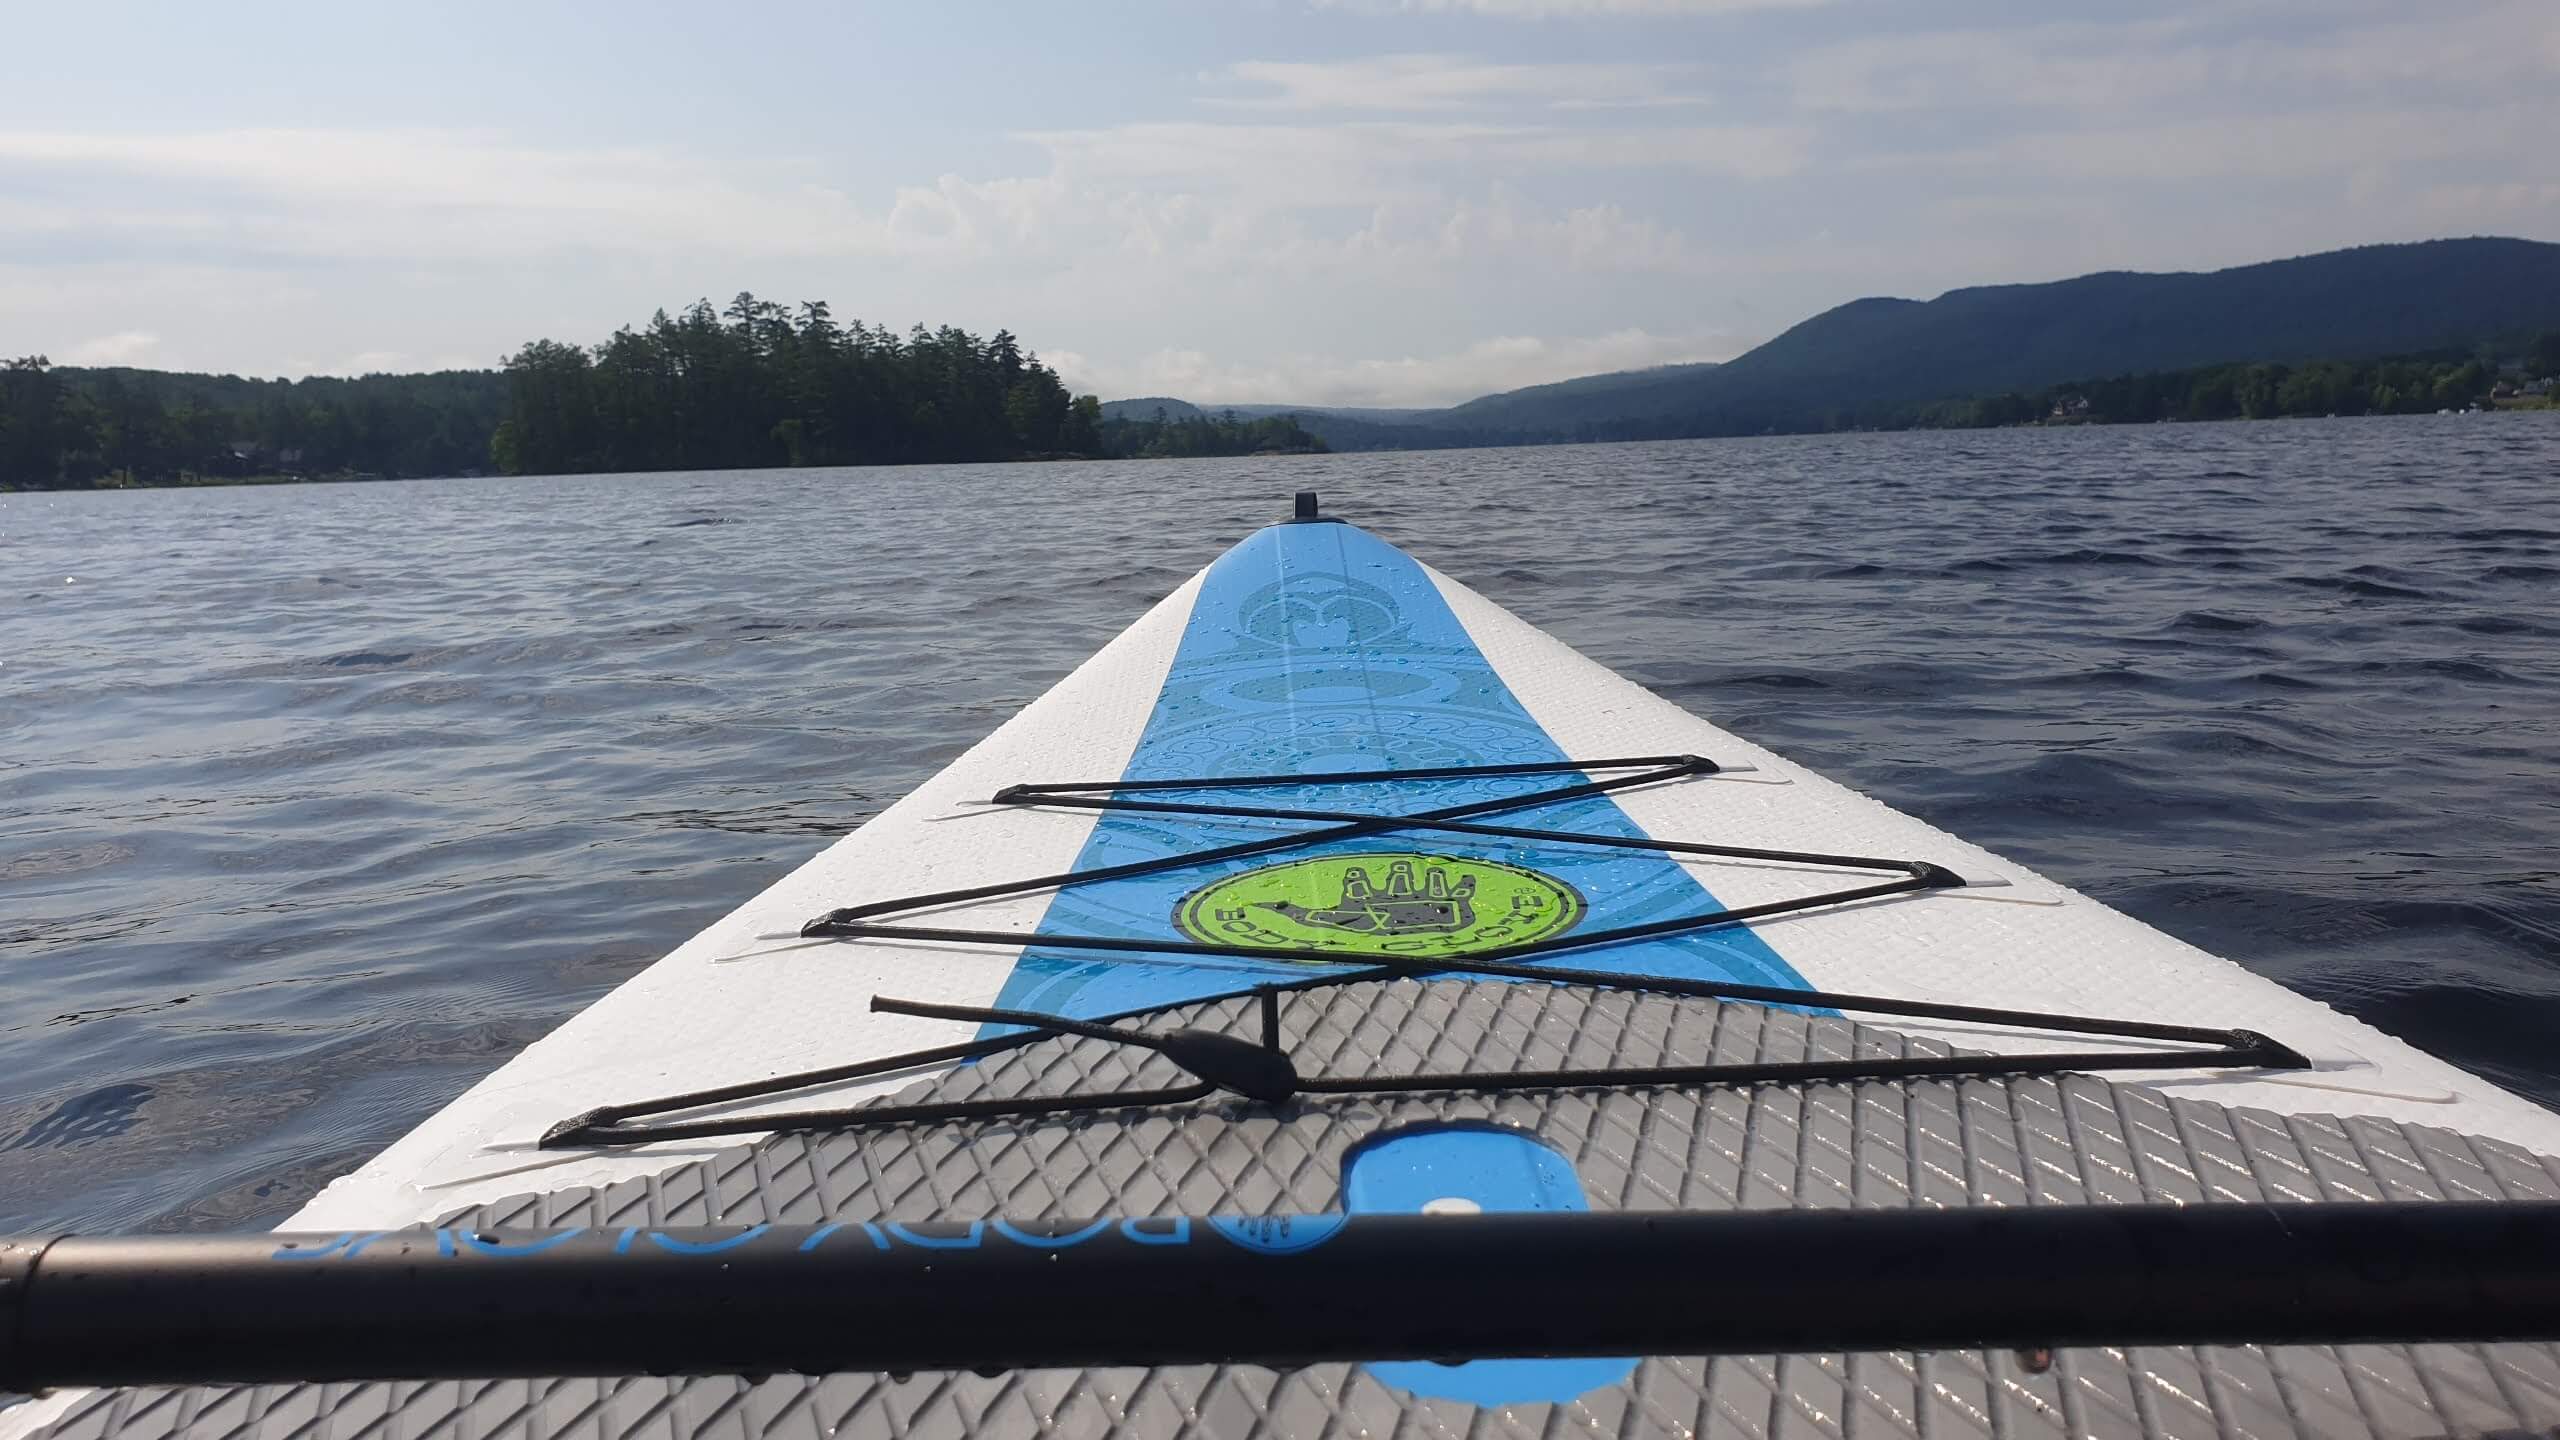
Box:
[5,414,2558,1233]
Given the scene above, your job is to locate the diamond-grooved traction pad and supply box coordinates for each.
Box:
[39,979,2560,1440]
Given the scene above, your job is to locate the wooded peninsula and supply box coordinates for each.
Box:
[0,295,1324,490]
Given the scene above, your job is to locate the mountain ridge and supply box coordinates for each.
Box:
[1105,237,2560,447]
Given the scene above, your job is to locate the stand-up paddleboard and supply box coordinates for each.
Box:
[11,495,2560,1437]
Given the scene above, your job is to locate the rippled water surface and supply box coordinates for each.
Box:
[5,414,2558,1232]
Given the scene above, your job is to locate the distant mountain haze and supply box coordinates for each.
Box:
[1096,398,1450,425]
[1109,238,2560,447]
[1436,362,1724,423]
[1220,404,1451,425]
[1095,397,1206,423]
[1094,396,1492,451]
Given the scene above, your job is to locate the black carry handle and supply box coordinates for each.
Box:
[8,1202,2560,1389]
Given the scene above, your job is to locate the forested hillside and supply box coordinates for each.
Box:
[1113,238,2560,447]
[1433,362,1721,429]
[1398,238,2560,439]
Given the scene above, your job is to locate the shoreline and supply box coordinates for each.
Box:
[8,407,2555,495]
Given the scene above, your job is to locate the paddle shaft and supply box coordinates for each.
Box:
[8,1202,2560,1388]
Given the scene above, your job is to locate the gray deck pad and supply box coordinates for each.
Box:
[40,978,2560,1439]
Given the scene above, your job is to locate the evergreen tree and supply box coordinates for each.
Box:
[482,300,1109,475]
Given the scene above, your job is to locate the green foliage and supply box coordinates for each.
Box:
[0,360,508,489]
[489,296,1100,474]
[2528,330,2560,380]
[1,356,80,486]
[1,296,1116,488]
[1901,350,2502,430]
[1096,409,1328,459]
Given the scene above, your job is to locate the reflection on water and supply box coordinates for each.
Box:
[4,413,2558,1231]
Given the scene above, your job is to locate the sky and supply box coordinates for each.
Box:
[4,0,2556,407]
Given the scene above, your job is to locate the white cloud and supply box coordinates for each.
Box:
[61,330,162,365]
[319,349,479,376]
[0,263,330,373]
[2409,181,2560,220]
[1504,124,1809,178]
[1931,106,2555,184]
[0,120,1755,283]
[1777,5,2560,283]
[3,116,1740,377]
[13,2,2550,397]
[1342,186,1703,271]
[1789,22,2209,113]
[846,116,1784,280]
[1053,327,1741,407]
[1024,118,1809,207]
[0,129,927,264]
[1024,120,1527,208]
[1790,5,2559,115]
[0,264,314,316]
[1217,54,1709,111]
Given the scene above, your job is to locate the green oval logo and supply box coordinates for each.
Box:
[1172,853,1585,959]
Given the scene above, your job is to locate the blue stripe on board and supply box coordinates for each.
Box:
[989,522,1813,1023]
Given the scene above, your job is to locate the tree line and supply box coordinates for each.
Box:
[12,317,2546,487]
[0,294,1329,488]
[489,295,1105,473]
[1099,407,1325,458]
[1910,334,2560,431]
[0,360,503,489]
[490,297,1326,471]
